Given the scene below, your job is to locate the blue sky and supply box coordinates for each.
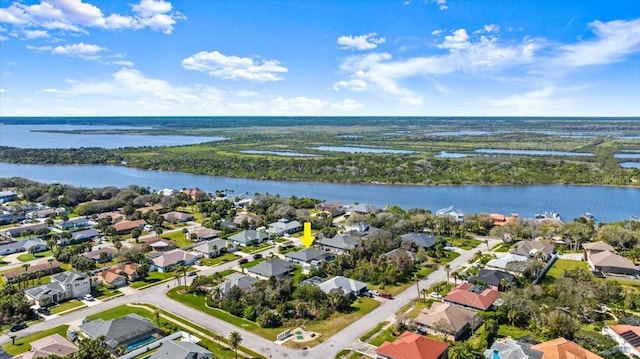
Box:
[0,0,639,116]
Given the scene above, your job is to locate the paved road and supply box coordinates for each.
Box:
[2,238,502,359]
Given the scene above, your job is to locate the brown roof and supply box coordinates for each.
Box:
[152,249,197,267]
[589,250,637,270]
[18,333,77,359]
[99,270,126,285]
[376,331,449,359]
[511,240,555,257]
[96,211,125,222]
[99,263,139,284]
[608,325,640,351]
[582,241,616,252]
[114,219,147,233]
[163,211,193,222]
[443,283,500,311]
[140,237,176,251]
[414,302,480,335]
[233,212,261,225]
[3,260,61,280]
[137,204,164,214]
[531,337,602,359]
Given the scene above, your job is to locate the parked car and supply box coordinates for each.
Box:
[379,292,393,299]
[429,292,443,299]
[188,271,197,276]
[369,290,380,297]
[238,258,248,265]
[82,294,95,301]
[10,322,27,332]
[37,307,51,315]
[253,253,263,260]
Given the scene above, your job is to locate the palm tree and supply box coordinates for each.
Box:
[229,331,243,359]
[444,264,451,283]
[47,258,54,275]
[21,263,30,287]
[499,277,510,291]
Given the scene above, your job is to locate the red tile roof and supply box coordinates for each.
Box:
[376,331,449,359]
[608,325,640,352]
[531,337,602,359]
[443,283,500,311]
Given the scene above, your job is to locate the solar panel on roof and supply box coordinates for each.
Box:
[621,331,640,347]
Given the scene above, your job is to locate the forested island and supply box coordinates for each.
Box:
[1,117,639,186]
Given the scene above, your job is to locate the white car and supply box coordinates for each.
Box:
[82,294,95,301]
[429,292,443,299]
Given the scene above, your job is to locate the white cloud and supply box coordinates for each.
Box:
[0,88,5,93]
[22,29,48,39]
[51,42,105,58]
[551,18,640,68]
[431,0,448,10]
[432,29,443,36]
[112,60,134,67]
[0,0,185,37]
[0,34,8,41]
[272,96,328,112]
[182,51,288,82]
[487,86,574,115]
[337,32,386,51]
[330,98,363,111]
[439,29,470,50]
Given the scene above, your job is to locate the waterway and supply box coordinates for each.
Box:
[1,162,637,222]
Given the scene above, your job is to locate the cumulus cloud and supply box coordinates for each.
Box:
[0,0,185,36]
[27,42,105,59]
[487,86,575,115]
[182,51,288,82]
[330,98,363,111]
[112,60,134,67]
[337,32,386,50]
[22,29,48,39]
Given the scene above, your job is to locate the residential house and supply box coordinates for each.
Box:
[140,237,177,252]
[318,233,359,254]
[114,219,147,234]
[267,219,303,236]
[95,211,125,223]
[70,228,100,243]
[82,247,119,263]
[284,248,334,266]
[484,338,543,359]
[0,238,47,255]
[217,272,259,295]
[400,233,437,250]
[349,204,380,215]
[227,230,269,246]
[1,223,49,239]
[162,211,194,223]
[435,206,465,222]
[510,240,555,260]
[414,302,482,341]
[151,249,198,272]
[0,212,25,225]
[189,227,220,241]
[98,263,140,287]
[315,201,346,217]
[443,283,500,311]
[582,241,616,260]
[3,259,61,283]
[150,340,212,359]
[247,258,294,279]
[27,207,66,219]
[233,212,261,227]
[468,269,517,291]
[157,188,176,196]
[318,276,367,296]
[376,331,449,359]
[0,190,18,203]
[54,217,89,230]
[193,239,236,258]
[25,271,91,307]
[489,213,509,227]
[383,248,418,262]
[14,333,78,359]
[587,250,639,276]
[485,253,529,272]
[78,314,161,352]
[530,338,602,359]
[603,324,640,357]
[136,204,164,215]
[182,188,208,201]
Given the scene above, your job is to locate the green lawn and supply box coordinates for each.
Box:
[49,299,86,314]
[497,324,536,339]
[130,271,176,289]
[92,285,124,300]
[168,288,380,346]
[160,230,191,247]
[359,322,387,342]
[17,250,53,262]
[491,243,512,252]
[199,253,239,266]
[2,325,69,356]
[448,237,482,250]
[369,325,399,346]
[438,250,461,263]
[545,259,590,280]
[368,266,436,297]
[86,305,154,321]
[238,243,275,254]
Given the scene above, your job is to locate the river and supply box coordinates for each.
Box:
[1,162,638,222]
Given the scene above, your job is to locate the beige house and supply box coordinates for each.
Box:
[414,302,482,341]
[15,333,77,359]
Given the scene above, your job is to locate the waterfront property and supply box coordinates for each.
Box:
[587,250,639,277]
[435,206,465,222]
[510,240,555,260]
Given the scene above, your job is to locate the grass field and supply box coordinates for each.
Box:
[2,325,69,356]
[17,250,53,262]
[545,259,590,280]
[449,237,482,250]
[369,325,399,346]
[130,271,175,289]
[49,299,86,314]
[199,253,239,266]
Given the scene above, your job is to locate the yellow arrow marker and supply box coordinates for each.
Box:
[301,222,314,248]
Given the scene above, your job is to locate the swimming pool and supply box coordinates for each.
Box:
[126,335,158,351]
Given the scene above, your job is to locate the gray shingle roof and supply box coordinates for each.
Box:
[248,258,293,278]
[218,273,259,294]
[468,269,516,287]
[149,340,211,359]
[318,276,367,295]
[319,234,358,251]
[400,233,436,248]
[78,314,157,350]
[228,230,269,245]
[284,248,331,262]
[484,338,543,359]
